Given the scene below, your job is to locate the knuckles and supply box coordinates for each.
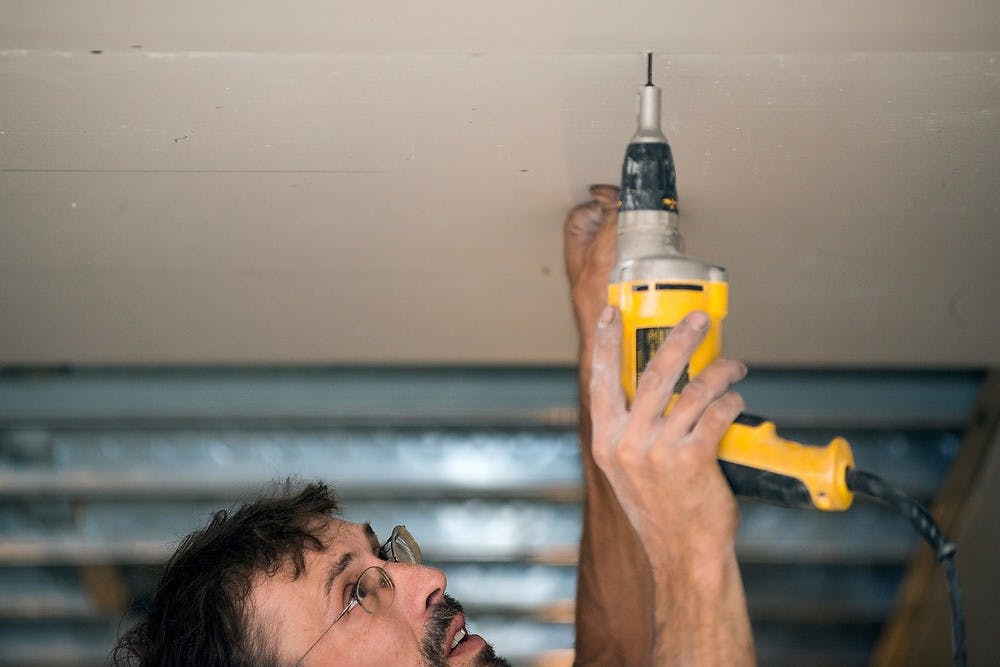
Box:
[589,184,620,210]
[689,392,745,449]
[678,376,711,404]
[725,391,746,414]
[704,391,745,422]
[636,366,665,394]
[598,429,648,476]
[564,201,602,235]
[677,359,746,404]
[611,440,640,470]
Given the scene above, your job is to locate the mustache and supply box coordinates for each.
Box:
[421,594,465,666]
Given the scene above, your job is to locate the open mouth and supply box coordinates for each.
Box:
[441,617,489,663]
[432,600,488,662]
[449,625,468,653]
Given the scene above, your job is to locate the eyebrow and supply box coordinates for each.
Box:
[322,551,355,601]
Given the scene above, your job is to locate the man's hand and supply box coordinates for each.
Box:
[565,186,754,666]
[590,307,745,573]
[586,308,755,667]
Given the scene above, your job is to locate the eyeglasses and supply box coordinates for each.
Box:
[296,525,422,664]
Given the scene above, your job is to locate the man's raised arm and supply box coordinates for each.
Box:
[565,186,755,666]
[565,185,656,664]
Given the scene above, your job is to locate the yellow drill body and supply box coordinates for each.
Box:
[609,277,727,390]
[611,56,854,512]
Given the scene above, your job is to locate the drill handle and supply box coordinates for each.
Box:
[719,413,856,511]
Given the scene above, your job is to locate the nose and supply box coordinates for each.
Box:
[388,561,448,616]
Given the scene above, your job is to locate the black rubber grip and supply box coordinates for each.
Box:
[734,412,766,427]
[719,460,815,509]
[619,142,678,212]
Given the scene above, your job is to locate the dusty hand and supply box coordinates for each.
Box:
[563,184,619,349]
[588,307,746,569]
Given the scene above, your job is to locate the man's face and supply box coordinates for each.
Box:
[250,519,510,666]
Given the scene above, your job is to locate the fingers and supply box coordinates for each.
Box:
[629,312,711,423]
[588,306,627,450]
[563,200,603,282]
[666,359,747,440]
[686,390,745,459]
[564,184,621,286]
[589,184,620,213]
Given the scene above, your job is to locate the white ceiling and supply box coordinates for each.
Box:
[1,1,998,366]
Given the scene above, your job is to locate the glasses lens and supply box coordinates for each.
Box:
[389,525,422,564]
[355,566,394,614]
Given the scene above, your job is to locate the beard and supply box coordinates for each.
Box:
[420,594,511,667]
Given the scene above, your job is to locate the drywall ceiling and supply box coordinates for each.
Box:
[1,1,998,366]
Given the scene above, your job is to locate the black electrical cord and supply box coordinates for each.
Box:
[845,468,966,667]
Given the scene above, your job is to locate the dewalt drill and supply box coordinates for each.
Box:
[609,53,854,512]
[606,52,966,666]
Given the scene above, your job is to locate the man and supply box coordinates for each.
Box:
[112,187,754,666]
[113,481,509,666]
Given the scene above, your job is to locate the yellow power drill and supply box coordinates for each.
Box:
[606,52,966,665]
[609,54,853,512]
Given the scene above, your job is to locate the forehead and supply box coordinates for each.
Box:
[250,518,383,605]
[250,518,376,594]
[315,519,380,554]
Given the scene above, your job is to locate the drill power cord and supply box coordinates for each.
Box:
[844,468,966,667]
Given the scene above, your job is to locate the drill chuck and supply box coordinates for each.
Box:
[620,143,678,213]
[620,79,677,214]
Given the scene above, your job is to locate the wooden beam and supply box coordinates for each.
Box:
[872,370,1000,666]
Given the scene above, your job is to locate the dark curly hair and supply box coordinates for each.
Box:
[112,481,340,666]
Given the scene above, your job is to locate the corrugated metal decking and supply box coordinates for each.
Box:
[0,368,981,665]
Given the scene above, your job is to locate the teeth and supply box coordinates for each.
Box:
[450,627,467,650]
